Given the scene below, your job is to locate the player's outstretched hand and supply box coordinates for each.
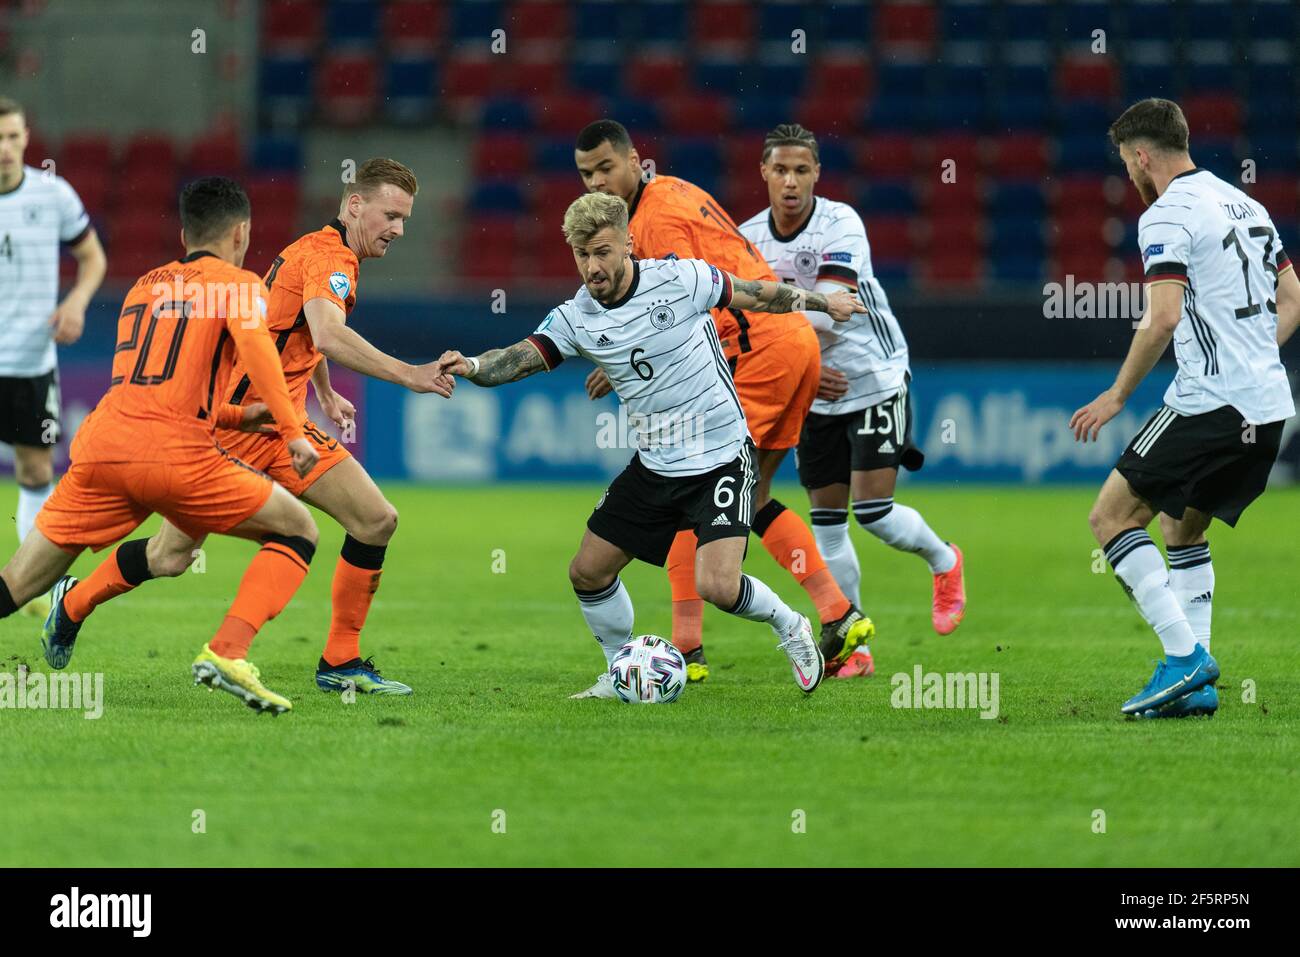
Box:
[436,350,473,377]
[585,367,613,400]
[1070,390,1124,443]
[826,290,867,323]
[287,437,320,478]
[407,360,456,397]
[817,366,849,402]
[50,300,86,345]
[318,390,356,431]
[237,402,278,434]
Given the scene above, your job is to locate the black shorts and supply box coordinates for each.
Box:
[1116,404,1285,528]
[586,441,756,566]
[0,369,61,447]
[796,379,925,489]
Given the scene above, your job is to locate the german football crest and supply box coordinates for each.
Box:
[651,306,675,330]
[795,251,818,276]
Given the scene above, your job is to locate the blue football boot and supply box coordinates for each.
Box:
[1136,683,1219,719]
[1121,644,1219,715]
[316,656,413,695]
[41,575,82,670]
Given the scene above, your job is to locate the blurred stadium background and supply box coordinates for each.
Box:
[4,0,1298,485]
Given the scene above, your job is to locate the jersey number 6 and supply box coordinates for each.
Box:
[630,347,654,381]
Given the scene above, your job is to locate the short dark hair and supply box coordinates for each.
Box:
[762,123,819,163]
[179,176,251,245]
[345,157,418,201]
[1108,98,1190,154]
[575,119,632,154]
[0,97,24,121]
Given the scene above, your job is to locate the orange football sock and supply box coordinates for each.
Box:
[209,535,314,660]
[63,538,155,623]
[667,530,704,654]
[322,536,387,667]
[755,500,851,622]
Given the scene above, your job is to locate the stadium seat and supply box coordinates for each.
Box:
[1185,0,1234,42]
[922,210,983,252]
[692,0,755,58]
[442,52,500,103]
[573,0,625,48]
[317,53,379,125]
[186,128,242,177]
[461,215,523,280]
[660,94,731,137]
[988,133,1048,179]
[259,56,315,126]
[876,1,936,52]
[533,92,601,136]
[938,0,991,45]
[384,1,444,55]
[860,179,918,217]
[533,173,583,220]
[59,133,115,175]
[261,0,323,55]
[504,55,565,97]
[808,55,872,102]
[451,0,506,45]
[470,180,526,213]
[816,140,853,175]
[533,137,577,173]
[925,248,983,285]
[999,0,1051,44]
[733,95,795,133]
[857,134,916,179]
[758,1,813,52]
[251,135,302,172]
[626,53,689,99]
[1243,0,1297,40]
[1183,93,1240,138]
[122,133,178,176]
[505,0,572,47]
[1125,0,1183,45]
[385,58,437,124]
[794,95,863,140]
[327,0,380,47]
[477,97,533,132]
[626,0,688,47]
[1058,55,1119,101]
[604,97,663,134]
[1061,0,1116,48]
[473,133,532,179]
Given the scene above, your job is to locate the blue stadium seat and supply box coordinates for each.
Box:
[479,97,533,131]
[452,0,505,43]
[1124,61,1180,100]
[758,1,815,48]
[991,86,1050,132]
[988,217,1044,257]
[1061,0,1115,47]
[734,95,795,132]
[939,0,992,44]
[534,137,577,172]
[1126,0,1184,44]
[694,60,751,96]
[259,56,314,99]
[1247,134,1300,169]
[570,56,623,98]
[1244,0,1297,40]
[823,1,872,46]
[627,0,688,45]
[470,180,525,213]
[327,0,380,45]
[868,94,932,132]
[998,0,1051,43]
[251,135,302,171]
[605,97,663,133]
[991,182,1045,218]
[873,261,911,285]
[752,60,807,98]
[1196,138,1239,174]
[1057,133,1115,172]
[574,0,625,45]
[860,180,917,216]
[670,139,723,182]
[817,140,852,174]
[385,58,436,124]
[936,65,991,131]
[1185,0,1235,42]
[1185,61,1234,93]
[990,254,1044,283]
[1059,100,1111,133]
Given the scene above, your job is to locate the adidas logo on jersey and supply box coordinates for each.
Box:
[878,440,895,453]
[596,334,613,346]
[711,514,731,526]
[1189,591,1213,603]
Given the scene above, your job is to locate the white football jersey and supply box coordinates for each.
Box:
[0,166,91,377]
[1138,168,1294,425]
[529,257,749,476]
[740,196,909,415]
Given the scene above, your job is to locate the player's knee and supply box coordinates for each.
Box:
[1087,503,1112,544]
[567,556,610,593]
[363,501,398,544]
[14,458,53,488]
[149,544,194,578]
[285,503,319,546]
[696,569,740,609]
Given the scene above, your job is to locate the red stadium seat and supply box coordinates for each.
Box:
[186,128,242,177]
[1057,54,1119,100]
[116,165,175,208]
[922,211,983,252]
[474,133,532,178]
[506,1,573,46]
[858,134,916,179]
[627,54,689,99]
[864,216,911,262]
[442,53,500,103]
[122,133,179,175]
[1051,175,1111,214]
[261,0,323,55]
[660,94,731,137]
[693,1,755,57]
[318,53,379,125]
[924,250,983,286]
[1182,93,1241,138]
[814,174,856,205]
[989,133,1049,178]
[926,134,983,178]
[1245,176,1299,223]
[59,133,114,175]
[534,91,601,135]
[384,1,444,56]
[795,95,864,140]
[724,134,767,179]
[462,215,524,279]
[720,177,769,222]
[504,55,565,97]
[923,175,983,213]
[877,2,936,52]
[808,57,873,102]
[533,173,582,220]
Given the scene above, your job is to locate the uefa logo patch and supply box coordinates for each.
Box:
[329,271,352,299]
[651,306,675,330]
[795,251,818,276]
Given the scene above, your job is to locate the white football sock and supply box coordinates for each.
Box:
[16,482,53,543]
[575,577,634,666]
[1105,528,1197,658]
[723,574,801,637]
[810,508,860,605]
[1167,543,1213,652]
[853,498,956,573]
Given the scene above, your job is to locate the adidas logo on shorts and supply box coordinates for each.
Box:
[879,440,895,453]
[596,334,612,345]
[1189,591,1213,603]
[711,513,731,526]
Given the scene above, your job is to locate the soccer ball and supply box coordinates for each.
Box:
[609,635,686,704]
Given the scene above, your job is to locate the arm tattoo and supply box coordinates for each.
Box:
[732,277,828,314]
[470,339,547,386]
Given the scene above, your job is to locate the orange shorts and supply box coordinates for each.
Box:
[731,323,821,450]
[216,419,352,498]
[36,446,274,552]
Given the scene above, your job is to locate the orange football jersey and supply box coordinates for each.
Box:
[72,251,303,463]
[227,219,359,416]
[627,174,805,356]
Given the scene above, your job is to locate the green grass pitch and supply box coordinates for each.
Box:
[1,480,1296,867]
